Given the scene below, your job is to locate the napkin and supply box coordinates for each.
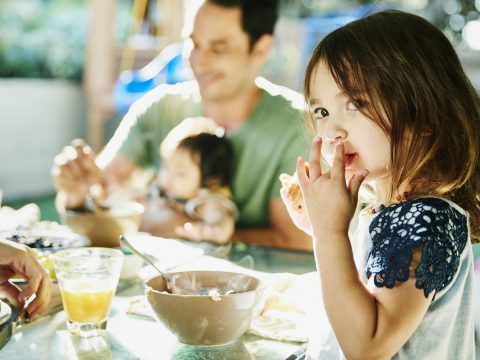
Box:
[248,272,317,342]
[0,203,40,231]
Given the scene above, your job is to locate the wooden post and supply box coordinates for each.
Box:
[84,0,117,152]
[165,0,184,43]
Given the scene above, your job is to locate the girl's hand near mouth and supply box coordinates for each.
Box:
[296,137,368,239]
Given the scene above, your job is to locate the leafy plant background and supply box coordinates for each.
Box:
[0,0,131,81]
[0,1,89,81]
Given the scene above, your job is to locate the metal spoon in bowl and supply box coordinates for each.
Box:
[120,236,237,296]
[119,235,173,292]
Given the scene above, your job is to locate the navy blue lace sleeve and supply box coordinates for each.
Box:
[365,198,468,298]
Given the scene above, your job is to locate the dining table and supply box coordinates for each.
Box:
[0,241,317,360]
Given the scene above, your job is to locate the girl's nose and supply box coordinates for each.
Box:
[324,122,347,143]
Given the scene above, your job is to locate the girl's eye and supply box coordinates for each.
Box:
[347,100,364,111]
[314,107,329,119]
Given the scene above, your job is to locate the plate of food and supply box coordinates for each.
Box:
[0,230,90,281]
[0,229,90,251]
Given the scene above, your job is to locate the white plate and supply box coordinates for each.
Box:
[0,230,90,251]
[123,233,204,272]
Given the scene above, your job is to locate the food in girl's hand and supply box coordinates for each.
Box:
[287,162,309,213]
[287,183,303,212]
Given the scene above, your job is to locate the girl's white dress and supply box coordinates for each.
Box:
[306,197,475,360]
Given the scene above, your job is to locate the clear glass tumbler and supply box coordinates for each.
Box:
[54,247,123,337]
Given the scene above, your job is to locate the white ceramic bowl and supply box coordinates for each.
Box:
[145,270,265,346]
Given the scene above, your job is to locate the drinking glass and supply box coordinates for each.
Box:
[54,247,123,337]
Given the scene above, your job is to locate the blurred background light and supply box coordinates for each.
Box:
[462,20,480,50]
[449,14,465,31]
[444,0,461,15]
[466,10,480,21]
[403,0,428,10]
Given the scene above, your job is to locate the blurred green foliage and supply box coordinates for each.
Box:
[0,0,88,80]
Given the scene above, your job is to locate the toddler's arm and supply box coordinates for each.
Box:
[175,199,235,244]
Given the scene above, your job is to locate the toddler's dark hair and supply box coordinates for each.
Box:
[177,133,233,189]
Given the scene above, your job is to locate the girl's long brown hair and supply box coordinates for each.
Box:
[304,10,480,242]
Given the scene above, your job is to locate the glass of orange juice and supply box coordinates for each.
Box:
[54,248,123,337]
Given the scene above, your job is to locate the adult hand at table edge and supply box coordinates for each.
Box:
[0,239,53,320]
[232,199,313,252]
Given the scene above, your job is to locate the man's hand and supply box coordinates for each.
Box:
[0,239,52,319]
[51,139,102,209]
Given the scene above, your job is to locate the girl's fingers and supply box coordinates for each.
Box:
[296,157,310,188]
[331,142,346,180]
[308,137,323,180]
[348,170,369,198]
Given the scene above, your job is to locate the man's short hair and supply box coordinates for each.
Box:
[209,0,279,48]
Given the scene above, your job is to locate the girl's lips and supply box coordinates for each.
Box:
[344,153,357,168]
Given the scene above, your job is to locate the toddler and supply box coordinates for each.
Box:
[142,128,237,244]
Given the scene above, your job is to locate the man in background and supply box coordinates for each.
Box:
[52,0,312,251]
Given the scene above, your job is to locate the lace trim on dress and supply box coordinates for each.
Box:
[365,197,468,299]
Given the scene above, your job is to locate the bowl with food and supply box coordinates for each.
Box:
[62,201,144,248]
[145,270,265,346]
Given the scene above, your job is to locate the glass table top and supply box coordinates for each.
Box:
[1,242,316,359]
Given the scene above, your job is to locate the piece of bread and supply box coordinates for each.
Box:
[287,182,303,213]
[287,162,308,213]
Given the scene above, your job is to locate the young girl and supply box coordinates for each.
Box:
[281,10,480,359]
[142,130,238,244]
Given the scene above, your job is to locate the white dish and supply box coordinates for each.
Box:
[123,233,204,272]
[0,229,90,251]
[116,247,145,281]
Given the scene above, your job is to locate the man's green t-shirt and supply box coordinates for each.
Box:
[110,77,310,227]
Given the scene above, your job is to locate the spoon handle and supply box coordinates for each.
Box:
[119,235,166,276]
